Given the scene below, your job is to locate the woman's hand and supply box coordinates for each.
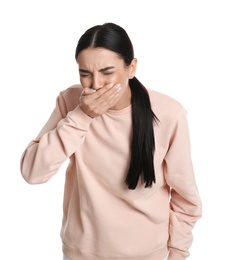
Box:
[79,83,121,118]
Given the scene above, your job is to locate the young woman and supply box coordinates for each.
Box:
[20,22,202,260]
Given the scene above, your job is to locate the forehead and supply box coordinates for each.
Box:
[77,47,124,68]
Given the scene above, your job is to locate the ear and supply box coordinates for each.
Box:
[128,58,137,79]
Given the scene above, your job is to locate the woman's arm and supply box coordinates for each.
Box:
[20,91,93,184]
[164,107,202,260]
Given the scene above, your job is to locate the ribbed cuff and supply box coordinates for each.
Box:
[168,251,186,260]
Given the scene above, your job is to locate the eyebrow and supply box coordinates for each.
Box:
[79,66,115,73]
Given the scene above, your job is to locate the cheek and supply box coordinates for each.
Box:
[119,74,129,88]
[115,73,129,86]
[123,77,129,87]
[103,74,122,86]
[80,78,91,88]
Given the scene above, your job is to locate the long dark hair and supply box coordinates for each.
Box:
[75,23,159,189]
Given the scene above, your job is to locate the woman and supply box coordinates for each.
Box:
[20,22,202,260]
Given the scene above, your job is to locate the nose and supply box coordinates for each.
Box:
[92,74,104,90]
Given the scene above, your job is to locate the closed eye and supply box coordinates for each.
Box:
[103,72,113,75]
[80,74,90,77]
[79,69,91,77]
[99,66,115,75]
[79,66,115,77]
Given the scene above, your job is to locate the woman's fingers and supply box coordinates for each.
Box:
[79,83,121,118]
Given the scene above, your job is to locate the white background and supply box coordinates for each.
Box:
[0,0,232,259]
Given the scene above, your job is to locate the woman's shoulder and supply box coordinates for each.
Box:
[147,88,186,120]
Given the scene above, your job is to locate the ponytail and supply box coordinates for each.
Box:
[125,77,159,189]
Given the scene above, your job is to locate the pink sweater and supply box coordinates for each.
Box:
[20,85,202,260]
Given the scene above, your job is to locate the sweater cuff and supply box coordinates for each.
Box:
[168,251,186,260]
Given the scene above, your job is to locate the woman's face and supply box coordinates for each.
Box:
[76,47,136,109]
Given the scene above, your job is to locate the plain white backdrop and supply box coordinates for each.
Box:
[0,0,232,259]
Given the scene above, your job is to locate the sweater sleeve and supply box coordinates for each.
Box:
[20,92,93,184]
[164,107,202,260]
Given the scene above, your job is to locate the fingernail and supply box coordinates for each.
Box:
[107,83,114,88]
[89,88,96,92]
[115,84,121,92]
